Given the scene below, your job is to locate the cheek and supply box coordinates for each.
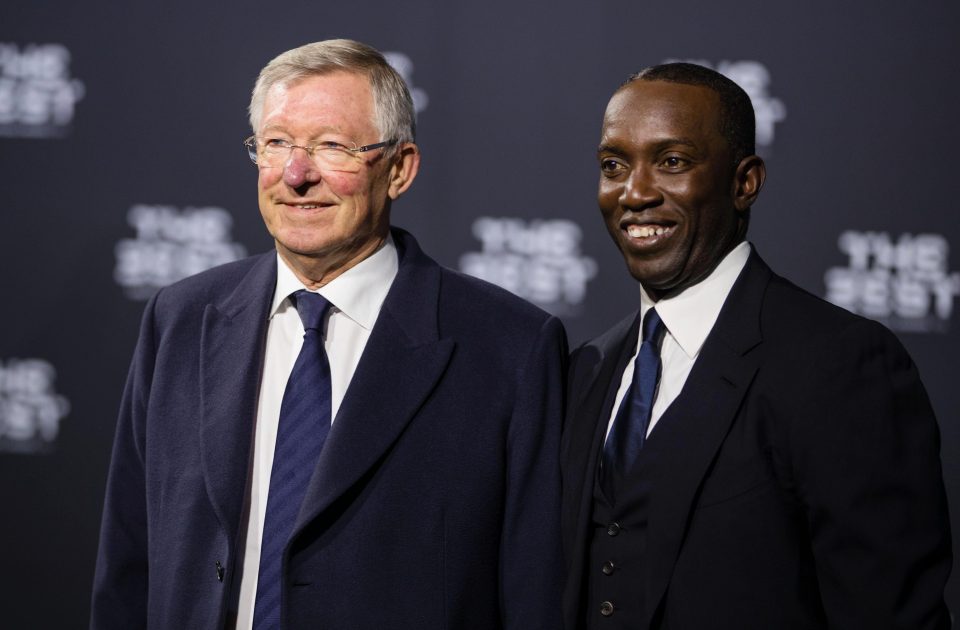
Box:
[598,178,618,199]
[598,183,620,214]
[323,171,364,196]
[258,168,282,189]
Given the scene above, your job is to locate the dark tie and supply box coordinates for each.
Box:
[253,290,333,630]
[601,308,666,497]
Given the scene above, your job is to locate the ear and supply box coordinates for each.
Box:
[733,155,766,211]
[387,142,421,200]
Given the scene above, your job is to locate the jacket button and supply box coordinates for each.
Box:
[602,560,616,575]
[607,522,621,536]
[215,561,224,582]
[600,600,614,616]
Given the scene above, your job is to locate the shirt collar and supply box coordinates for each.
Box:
[269,234,399,330]
[640,241,751,360]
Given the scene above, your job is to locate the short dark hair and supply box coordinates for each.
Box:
[624,62,755,162]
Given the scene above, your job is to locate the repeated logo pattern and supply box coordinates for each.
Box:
[825,231,960,333]
[0,43,85,138]
[0,359,70,454]
[460,217,597,315]
[114,204,248,300]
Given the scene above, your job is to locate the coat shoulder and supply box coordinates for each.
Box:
[761,270,900,346]
[148,252,273,318]
[437,265,558,330]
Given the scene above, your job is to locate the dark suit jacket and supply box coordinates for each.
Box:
[561,249,952,629]
[92,228,567,629]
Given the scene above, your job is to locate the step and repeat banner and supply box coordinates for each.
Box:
[2,1,958,625]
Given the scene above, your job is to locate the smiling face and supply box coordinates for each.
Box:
[256,71,418,286]
[598,79,763,301]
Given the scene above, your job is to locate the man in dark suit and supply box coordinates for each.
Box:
[92,39,565,629]
[561,62,952,629]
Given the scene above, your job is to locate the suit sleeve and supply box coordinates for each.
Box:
[499,315,568,630]
[790,318,952,629]
[90,295,159,629]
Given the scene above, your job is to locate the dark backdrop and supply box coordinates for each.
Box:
[2,1,958,626]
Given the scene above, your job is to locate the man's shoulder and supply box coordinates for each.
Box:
[394,227,555,330]
[753,262,913,372]
[149,252,274,316]
[436,265,554,324]
[762,266,886,337]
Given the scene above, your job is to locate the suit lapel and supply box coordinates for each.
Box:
[642,252,770,626]
[199,254,276,544]
[292,230,454,535]
[562,311,640,617]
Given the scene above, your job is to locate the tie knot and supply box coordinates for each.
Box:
[292,290,332,332]
[642,308,665,344]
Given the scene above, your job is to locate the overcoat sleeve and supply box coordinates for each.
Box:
[500,315,567,629]
[90,294,159,629]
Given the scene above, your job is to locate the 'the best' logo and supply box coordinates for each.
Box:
[824,231,960,333]
[0,358,70,454]
[114,204,248,300]
[459,217,597,316]
[0,42,85,138]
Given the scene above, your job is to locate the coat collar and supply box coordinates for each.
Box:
[199,253,278,544]
[290,228,455,536]
[640,248,769,626]
[197,228,456,550]
[561,309,641,622]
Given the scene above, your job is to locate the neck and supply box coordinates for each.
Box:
[277,236,385,290]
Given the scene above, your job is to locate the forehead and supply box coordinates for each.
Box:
[601,80,725,151]
[259,71,375,134]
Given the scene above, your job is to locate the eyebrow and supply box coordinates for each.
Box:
[259,124,345,137]
[597,137,698,155]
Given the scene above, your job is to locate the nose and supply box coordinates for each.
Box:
[282,146,322,188]
[620,166,662,210]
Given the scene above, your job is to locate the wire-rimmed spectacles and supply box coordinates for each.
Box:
[243,135,396,173]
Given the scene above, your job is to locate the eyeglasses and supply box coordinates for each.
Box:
[243,135,396,173]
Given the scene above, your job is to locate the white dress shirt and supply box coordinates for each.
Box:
[236,236,399,629]
[605,241,751,441]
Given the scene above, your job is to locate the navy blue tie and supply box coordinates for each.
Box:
[602,308,666,497]
[253,290,333,630]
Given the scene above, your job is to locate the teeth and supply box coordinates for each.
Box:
[626,225,667,238]
[296,204,319,209]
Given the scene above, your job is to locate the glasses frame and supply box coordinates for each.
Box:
[243,135,397,167]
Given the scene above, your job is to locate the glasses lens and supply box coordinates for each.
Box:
[246,138,373,172]
[314,146,362,173]
[244,138,258,164]
[260,142,291,168]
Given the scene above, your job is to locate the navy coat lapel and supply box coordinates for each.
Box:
[293,230,455,535]
[641,252,770,627]
[199,253,276,543]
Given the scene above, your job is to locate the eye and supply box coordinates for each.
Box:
[599,158,626,176]
[660,155,689,170]
[263,138,292,149]
[317,140,351,151]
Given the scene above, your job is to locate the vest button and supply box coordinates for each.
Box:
[607,522,622,536]
[602,560,616,575]
[600,600,615,616]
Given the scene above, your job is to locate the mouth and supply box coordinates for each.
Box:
[621,222,677,249]
[279,201,333,211]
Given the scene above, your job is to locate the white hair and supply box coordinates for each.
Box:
[248,39,416,147]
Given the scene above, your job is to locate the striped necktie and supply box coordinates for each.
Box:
[253,290,333,630]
